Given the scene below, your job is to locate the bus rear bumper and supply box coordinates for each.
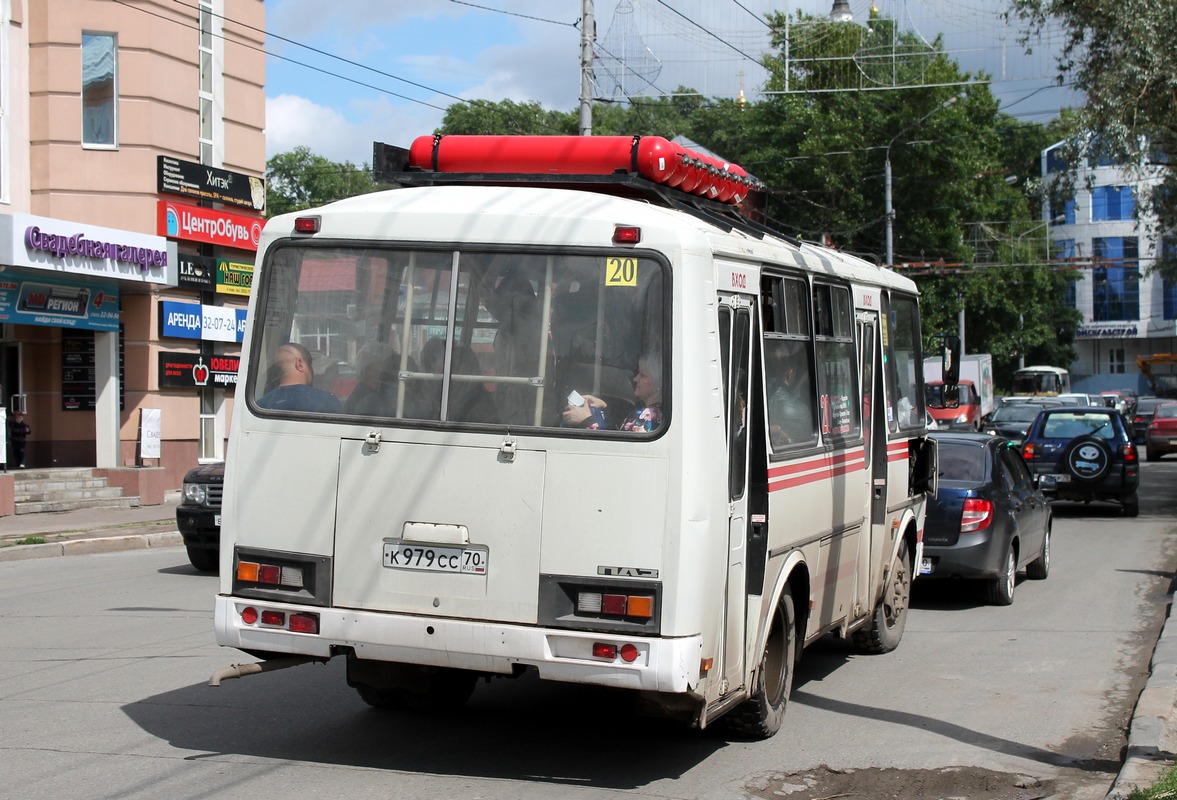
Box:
[214,594,703,693]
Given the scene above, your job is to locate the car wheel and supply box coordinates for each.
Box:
[723,593,796,739]
[1122,491,1140,518]
[186,545,218,572]
[1062,435,1113,484]
[986,544,1016,606]
[1026,527,1050,580]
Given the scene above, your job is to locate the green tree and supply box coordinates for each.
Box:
[1009,0,1177,250]
[266,146,380,216]
[437,99,576,135]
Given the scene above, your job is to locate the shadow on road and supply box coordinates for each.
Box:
[123,661,725,790]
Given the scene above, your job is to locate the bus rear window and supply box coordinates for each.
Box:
[250,246,667,432]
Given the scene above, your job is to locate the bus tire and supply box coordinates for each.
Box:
[350,660,478,713]
[852,539,910,654]
[722,593,796,740]
[355,684,410,710]
[400,668,478,712]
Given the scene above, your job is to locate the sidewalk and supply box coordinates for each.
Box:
[0,498,1173,798]
[0,491,183,561]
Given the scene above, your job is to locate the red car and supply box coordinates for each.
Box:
[1145,402,1177,461]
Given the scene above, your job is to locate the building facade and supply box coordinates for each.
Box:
[1043,139,1176,394]
[0,0,265,499]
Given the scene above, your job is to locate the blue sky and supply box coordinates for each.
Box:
[261,0,1080,166]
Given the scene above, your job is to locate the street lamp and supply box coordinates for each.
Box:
[884,95,958,267]
[1014,214,1066,369]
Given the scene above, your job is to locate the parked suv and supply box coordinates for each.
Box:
[1020,406,1140,516]
[176,462,224,572]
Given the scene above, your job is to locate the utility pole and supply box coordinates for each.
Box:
[579,0,594,136]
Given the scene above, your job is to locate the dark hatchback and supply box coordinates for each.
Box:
[1021,406,1140,516]
[920,433,1051,605]
[176,462,224,572]
[981,403,1043,444]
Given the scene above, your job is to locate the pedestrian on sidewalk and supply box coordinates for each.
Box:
[8,410,30,468]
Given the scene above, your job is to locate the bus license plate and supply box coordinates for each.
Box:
[383,543,488,575]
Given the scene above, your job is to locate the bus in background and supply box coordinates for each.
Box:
[1011,365,1071,396]
[210,135,942,738]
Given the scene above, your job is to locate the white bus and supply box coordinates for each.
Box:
[212,135,940,738]
[1011,365,1071,396]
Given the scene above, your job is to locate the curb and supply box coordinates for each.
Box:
[1106,595,1177,799]
[0,531,183,562]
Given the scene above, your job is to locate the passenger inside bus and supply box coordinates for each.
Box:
[257,343,343,413]
[479,259,546,425]
[416,337,498,423]
[562,353,664,432]
[765,339,815,448]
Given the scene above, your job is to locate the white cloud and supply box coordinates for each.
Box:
[265,93,445,166]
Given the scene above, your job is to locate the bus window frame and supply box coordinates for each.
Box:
[245,238,674,440]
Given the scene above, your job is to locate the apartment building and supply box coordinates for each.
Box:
[0,0,264,501]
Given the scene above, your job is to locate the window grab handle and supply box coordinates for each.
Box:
[365,430,382,453]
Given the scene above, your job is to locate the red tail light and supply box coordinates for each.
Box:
[961,498,993,533]
[1022,442,1035,460]
[1122,444,1138,462]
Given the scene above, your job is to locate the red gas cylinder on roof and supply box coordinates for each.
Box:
[406,134,746,204]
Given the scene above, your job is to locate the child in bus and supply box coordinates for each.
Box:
[562,353,664,432]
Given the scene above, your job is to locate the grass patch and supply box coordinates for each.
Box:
[1127,764,1177,799]
[13,536,46,545]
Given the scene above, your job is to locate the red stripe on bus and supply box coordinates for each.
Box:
[767,449,865,491]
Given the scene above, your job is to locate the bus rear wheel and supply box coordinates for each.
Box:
[853,539,910,654]
[722,593,796,740]
[349,659,478,712]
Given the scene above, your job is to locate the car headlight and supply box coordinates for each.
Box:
[183,482,208,504]
[955,413,970,423]
[984,428,997,436]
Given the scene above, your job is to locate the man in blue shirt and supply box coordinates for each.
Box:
[257,342,342,413]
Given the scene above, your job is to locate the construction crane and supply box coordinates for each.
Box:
[1137,354,1177,398]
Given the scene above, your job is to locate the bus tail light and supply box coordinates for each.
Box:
[613,225,641,244]
[577,591,655,620]
[293,216,321,233]
[960,498,993,533]
[237,559,305,589]
[289,613,320,634]
[591,642,641,663]
[237,605,319,635]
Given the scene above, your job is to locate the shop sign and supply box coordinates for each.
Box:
[158,351,240,388]
[216,258,254,296]
[0,273,120,331]
[0,213,174,285]
[157,200,263,251]
[157,156,266,213]
[1076,323,1141,339]
[159,300,247,343]
[177,253,217,291]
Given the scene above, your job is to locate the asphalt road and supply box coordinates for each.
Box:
[1,460,1176,800]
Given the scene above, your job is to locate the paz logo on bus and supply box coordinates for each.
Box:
[598,566,659,578]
